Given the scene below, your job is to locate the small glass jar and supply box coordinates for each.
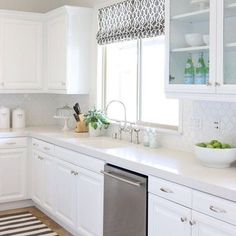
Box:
[149,129,159,149]
[143,128,150,147]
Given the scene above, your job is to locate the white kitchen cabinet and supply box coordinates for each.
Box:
[31,149,56,213]
[77,167,104,236]
[46,6,93,94]
[165,0,236,100]
[0,148,27,203]
[31,150,44,205]
[54,160,77,230]
[0,14,43,91]
[148,193,191,236]
[192,211,236,236]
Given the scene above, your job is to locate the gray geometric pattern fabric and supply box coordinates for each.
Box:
[97,0,165,45]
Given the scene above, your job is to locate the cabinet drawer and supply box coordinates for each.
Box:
[193,190,236,226]
[0,137,27,148]
[32,138,54,156]
[55,146,104,174]
[149,176,192,207]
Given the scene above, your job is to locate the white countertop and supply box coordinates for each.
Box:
[1,126,236,202]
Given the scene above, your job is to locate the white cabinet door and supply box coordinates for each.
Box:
[76,167,104,236]
[148,194,191,236]
[0,148,27,203]
[1,18,43,90]
[55,160,77,230]
[43,154,56,213]
[31,151,44,205]
[192,211,236,236]
[47,14,67,90]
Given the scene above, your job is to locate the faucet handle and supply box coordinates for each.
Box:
[133,128,141,144]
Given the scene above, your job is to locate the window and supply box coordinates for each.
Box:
[100,36,180,130]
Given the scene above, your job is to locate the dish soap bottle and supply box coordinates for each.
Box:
[184,54,194,84]
[195,53,206,84]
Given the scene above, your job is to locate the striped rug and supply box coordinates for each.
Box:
[0,211,59,236]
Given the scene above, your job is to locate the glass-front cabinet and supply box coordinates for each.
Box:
[217,0,236,94]
[166,0,236,99]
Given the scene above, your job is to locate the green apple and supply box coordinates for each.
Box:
[197,143,207,148]
[213,142,222,149]
[206,144,214,149]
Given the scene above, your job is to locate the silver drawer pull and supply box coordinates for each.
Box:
[38,156,44,160]
[209,206,226,214]
[33,143,38,146]
[101,170,143,187]
[6,142,17,145]
[44,147,50,151]
[160,187,173,193]
[181,217,187,223]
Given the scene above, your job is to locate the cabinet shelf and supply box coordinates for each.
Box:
[171,9,209,22]
[225,42,236,51]
[225,3,236,18]
[171,46,209,53]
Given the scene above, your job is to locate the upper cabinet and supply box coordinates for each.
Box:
[46,7,93,94]
[166,0,236,100]
[0,13,43,91]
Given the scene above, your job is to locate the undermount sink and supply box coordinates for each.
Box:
[78,138,129,149]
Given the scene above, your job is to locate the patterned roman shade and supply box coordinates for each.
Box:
[96,0,165,45]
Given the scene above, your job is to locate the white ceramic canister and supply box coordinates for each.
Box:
[0,106,10,129]
[12,108,26,129]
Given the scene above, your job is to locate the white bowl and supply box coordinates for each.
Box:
[185,33,204,47]
[195,145,236,168]
[203,34,209,45]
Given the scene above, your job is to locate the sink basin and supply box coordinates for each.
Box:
[78,138,129,149]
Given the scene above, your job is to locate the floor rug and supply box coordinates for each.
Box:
[0,211,59,236]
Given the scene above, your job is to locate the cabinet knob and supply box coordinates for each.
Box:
[74,171,79,176]
[189,220,196,226]
[71,170,75,175]
[180,217,187,223]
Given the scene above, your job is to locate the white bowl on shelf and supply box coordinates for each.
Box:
[185,33,204,47]
[191,0,209,10]
[203,34,209,45]
[195,145,236,168]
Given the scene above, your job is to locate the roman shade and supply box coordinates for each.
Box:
[96,0,165,45]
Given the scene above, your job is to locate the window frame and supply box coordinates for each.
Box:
[99,38,183,134]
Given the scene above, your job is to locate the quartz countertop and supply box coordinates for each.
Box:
[0,126,236,202]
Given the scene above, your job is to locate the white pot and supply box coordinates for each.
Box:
[89,123,104,137]
[0,106,10,129]
[12,108,26,129]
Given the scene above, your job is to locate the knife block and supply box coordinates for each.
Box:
[75,114,88,133]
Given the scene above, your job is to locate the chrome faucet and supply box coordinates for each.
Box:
[105,100,129,140]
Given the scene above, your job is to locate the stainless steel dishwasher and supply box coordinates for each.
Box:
[101,164,148,236]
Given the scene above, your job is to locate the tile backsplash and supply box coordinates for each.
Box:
[0,94,89,127]
[108,100,236,152]
[1,94,235,153]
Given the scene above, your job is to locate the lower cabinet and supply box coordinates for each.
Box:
[0,148,27,203]
[149,191,236,236]
[31,147,104,236]
[76,167,103,236]
[148,194,191,236]
[192,211,236,236]
[54,160,77,230]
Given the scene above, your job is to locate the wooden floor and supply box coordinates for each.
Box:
[0,207,72,236]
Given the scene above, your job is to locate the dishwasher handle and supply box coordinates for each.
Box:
[101,170,143,187]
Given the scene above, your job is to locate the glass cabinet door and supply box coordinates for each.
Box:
[223,0,236,86]
[167,0,216,93]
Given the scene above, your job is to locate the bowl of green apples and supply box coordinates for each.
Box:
[195,140,236,168]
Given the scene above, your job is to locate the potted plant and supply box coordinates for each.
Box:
[84,108,110,137]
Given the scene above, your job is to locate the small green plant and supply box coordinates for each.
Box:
[84,108,110,130]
